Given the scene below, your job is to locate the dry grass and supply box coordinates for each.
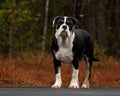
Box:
[0,53,120,88]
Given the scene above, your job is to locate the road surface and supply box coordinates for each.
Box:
[0,87,120,96]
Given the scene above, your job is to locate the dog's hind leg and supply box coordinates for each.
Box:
[51,59,62,88]
[81,56,93,88]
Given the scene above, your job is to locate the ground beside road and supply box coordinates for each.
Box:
[0,54,120,87]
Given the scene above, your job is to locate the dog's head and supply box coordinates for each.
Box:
[52,16,80,40]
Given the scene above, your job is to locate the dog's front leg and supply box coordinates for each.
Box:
[52,59,62,88]
[69,62,79,88]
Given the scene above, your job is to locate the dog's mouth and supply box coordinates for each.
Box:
[59,31,68,40]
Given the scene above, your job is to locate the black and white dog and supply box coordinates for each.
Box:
[51,16,98,88]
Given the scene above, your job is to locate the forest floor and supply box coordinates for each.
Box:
[0,53,120,88]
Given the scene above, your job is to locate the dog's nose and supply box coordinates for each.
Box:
[62,25,67,30]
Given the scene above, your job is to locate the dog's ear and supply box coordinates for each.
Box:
[52,16,62,27]
[70,17,80,29]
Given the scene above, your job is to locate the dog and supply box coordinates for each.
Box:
[51,16,98,88]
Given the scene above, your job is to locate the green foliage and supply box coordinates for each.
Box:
[94,42,105,59]
[0,0,43,57]
[0,0,119,58]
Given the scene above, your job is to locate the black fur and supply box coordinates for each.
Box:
[51,29,97,73]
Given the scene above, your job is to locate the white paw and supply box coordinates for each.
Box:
[69,82,79,88]
[51,83,62,88]
[81,84,90,88]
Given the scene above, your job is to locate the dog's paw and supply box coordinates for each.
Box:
[51,84,61,88]
[69,83,79,88]
[51,83,62,88]
[81,84,90,88]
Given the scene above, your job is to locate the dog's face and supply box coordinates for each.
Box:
[52,16,79,40]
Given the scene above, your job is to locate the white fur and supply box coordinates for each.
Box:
[55,16,75,63]
[55,32,75,63]
[52,67,62,88]
[69,65,79,88]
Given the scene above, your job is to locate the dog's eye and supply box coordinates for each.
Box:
[61,20,64,23]
[67,20,71,25]
[67,20,69,23]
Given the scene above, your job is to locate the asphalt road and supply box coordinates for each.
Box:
[0,87,120,96]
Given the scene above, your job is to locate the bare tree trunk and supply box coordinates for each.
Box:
[96,0,105,50]
[63,0,76,16]
[87,0,96,37]
[9,21,13,59]
[8,0,19,59]
[115,0,120,56]
[87,0,105,50]
[115,0,120,42]
[42,0,49,51]
[75,0,81,19]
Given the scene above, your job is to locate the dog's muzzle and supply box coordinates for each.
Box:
[60,31,68,40]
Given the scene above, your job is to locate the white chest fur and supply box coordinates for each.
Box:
[55,33,75,63]
[55,47,73,63]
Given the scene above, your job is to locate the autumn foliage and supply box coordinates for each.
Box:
[0,53,120,88]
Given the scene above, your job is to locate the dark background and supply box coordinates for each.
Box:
[0,0,120,58]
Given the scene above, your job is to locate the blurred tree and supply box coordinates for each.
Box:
[42,0,49,51]
[106,0,120,56]
[0,0,119,58]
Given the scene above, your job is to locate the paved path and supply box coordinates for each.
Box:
[0,87,120,96]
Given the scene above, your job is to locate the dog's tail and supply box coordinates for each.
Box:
[93,57,99,61]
